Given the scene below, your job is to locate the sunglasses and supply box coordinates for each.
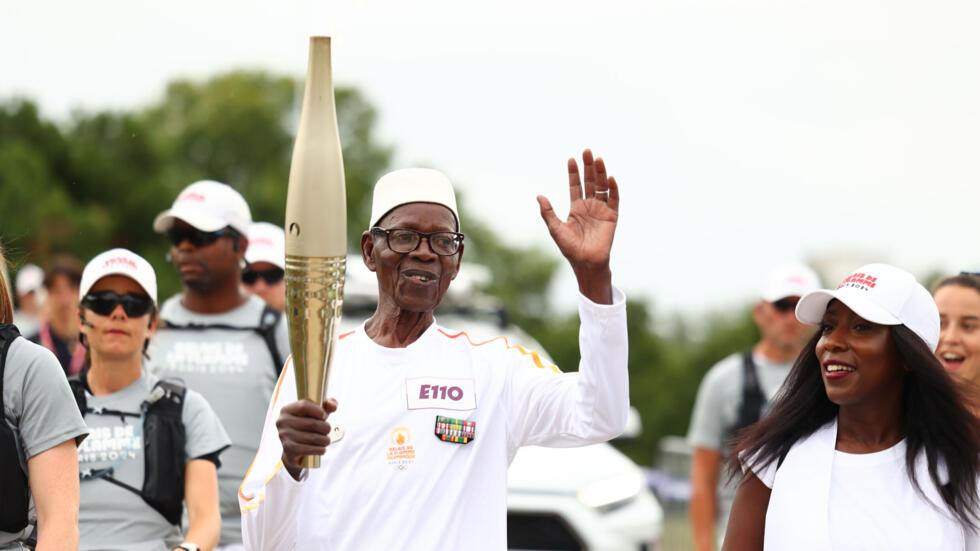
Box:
[81,291,154,317]
[165,227,231,248]
[242,267,285,286]
[771,298,800,313]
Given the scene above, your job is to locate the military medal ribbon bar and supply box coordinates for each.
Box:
[434,416,476,444]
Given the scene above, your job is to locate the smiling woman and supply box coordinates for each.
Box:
[722,264,980,551]
[933,273,980,389]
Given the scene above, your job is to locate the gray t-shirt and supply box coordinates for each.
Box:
[686,351,792,535]
[1,337,89,550]
[77,371,230,551]
[145,294,288,545]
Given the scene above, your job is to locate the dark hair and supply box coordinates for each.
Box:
[934,273,980,297]
[43,254,83,288]
[729,325,980,528]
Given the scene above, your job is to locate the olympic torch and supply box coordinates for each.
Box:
[284,36,346,469]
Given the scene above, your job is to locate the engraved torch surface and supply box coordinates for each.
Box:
[285,36,347,470]
[285,255,345,400]
[284,255,345,469]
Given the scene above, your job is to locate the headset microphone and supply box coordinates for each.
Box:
[79,316,95,328]
[165,251,173,263]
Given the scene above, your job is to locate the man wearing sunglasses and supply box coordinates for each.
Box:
[241,151,630,550]
[241,222,286,312]
[687,263,820,551]
[146,180,290,551]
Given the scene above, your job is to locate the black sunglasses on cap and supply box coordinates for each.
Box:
[771,297,800,313]
[81,291,155,317]
[165,227,232,248]
[242,267,285,286]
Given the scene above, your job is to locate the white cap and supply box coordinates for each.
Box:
[761,263,821,302]
[796,263,940,352]
[369,168,460,230]
[14,264,44,296]
[153,180,252,236]
[79,248,158,305]
[245,222,285,269]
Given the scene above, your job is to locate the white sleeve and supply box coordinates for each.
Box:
[240,356,304,551]
[504,286,629,450]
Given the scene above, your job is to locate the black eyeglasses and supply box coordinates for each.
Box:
[370,227,464,256]
[242,267,285,285]
[771,298,800,313]
[82,291,155,317]
[165,227,231,248]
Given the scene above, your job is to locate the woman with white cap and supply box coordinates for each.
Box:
[933,272,980,391]
[73,248,230,551]
[241,222,286,312]
[722,264,980,550]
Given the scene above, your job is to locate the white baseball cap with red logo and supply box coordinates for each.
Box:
[153,180,252,236]
[795,263,940,352]
[79,248,158,305]
[760,263,821,302]
[245,222,285,269]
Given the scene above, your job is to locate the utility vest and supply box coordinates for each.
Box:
[69,374,188,525]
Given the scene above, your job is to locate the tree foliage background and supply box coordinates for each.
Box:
[0,72,762,466]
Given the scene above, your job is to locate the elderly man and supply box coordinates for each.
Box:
[240,150,628,550]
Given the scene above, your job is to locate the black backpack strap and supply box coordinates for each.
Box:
[140,379,187,525]
[733,351,767,436]
[0,324,20,402]
[67,372,88,415]
[160,304,285,377]
[256,304,284,376]
[0,323,31,533]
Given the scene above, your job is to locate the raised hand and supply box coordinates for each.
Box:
[537,149,619,304]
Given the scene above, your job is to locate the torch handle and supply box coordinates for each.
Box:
[285,254,345,468]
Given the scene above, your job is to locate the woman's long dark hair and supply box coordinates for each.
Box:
[729,325,980,527]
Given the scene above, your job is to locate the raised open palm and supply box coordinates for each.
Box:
[537,149,619,303]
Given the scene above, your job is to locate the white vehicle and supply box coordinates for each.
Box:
[342,257,664,550]
[507,438,664,551]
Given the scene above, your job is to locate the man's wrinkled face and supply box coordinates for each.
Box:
[363,203,462,314]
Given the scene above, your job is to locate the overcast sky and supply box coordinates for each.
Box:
[3,0,979,315]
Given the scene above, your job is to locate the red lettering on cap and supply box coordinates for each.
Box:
[177,192,207,203]
[837,272,878,290]
[102,257,138,270]
[252,238,274,247]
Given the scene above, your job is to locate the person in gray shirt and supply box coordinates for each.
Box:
[146,181,289,551]
[74,248,230,551]
[1,252,89,551]
[686,263,820,551]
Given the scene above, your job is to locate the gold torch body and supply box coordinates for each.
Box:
[284,36,347,469]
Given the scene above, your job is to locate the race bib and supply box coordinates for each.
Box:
[405,377,477,411]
